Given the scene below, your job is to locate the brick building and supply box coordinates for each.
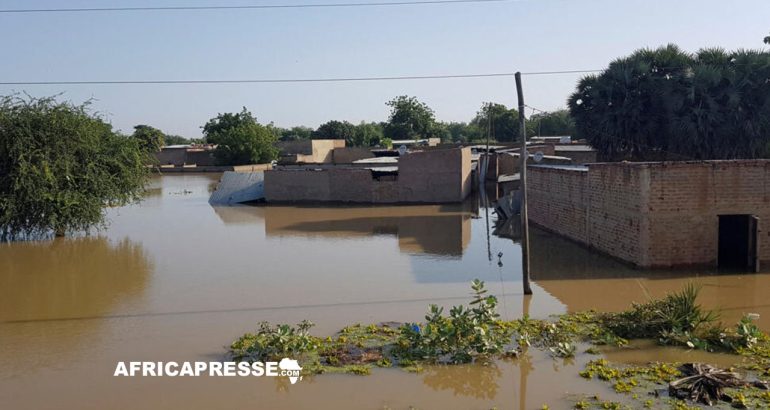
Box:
[264,148,472,204]
[528,160,770,270]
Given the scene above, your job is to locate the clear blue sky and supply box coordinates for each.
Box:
[1,0,768,138]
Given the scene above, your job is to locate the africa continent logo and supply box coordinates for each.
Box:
[278,358,303,384]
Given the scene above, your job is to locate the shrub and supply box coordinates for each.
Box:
[394,279,513,363]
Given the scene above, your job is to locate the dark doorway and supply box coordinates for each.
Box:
[718,215,759,272]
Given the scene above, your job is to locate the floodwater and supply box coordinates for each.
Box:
[1,174,769,409]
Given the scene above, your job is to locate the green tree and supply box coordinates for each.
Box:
[203,108,278,165]
[384,96,442,140]
[764,33,770,45]
[312,120,356,145]
[526,109,575,137]
[471,103,520,142]
[279,126,313,141]
[446,122,469,143]
[353,122,384,147]
[163,134,191,146]
[0,95,148,239]
[131,125,165,152]
[568,44,770,160]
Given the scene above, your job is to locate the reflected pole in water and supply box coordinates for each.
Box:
[515,72,533,295]
[518,293,533,410]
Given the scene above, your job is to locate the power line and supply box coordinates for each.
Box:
[0,70,612,86]
[0,0,512,14]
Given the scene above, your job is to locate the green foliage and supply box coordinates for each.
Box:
[380,137,393,149]
[279,126,313,142]
[131,124,165,153]
[353,122,384,147]
[394,279,513,363]
[527,109,575,137]
[600,284,718,341]
[384,95,443,140]
[0,95,148,239]
[202,108,278,165]
[229,320,319,362]
[765,33,770,45]
[569,44,770,160]
[471,102,521,142]
[446,121,478,143]
[163,134,191,146]
[312,120,356,144]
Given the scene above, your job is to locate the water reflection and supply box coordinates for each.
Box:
[523,224,770,330]
[422,362,502,399]
[0,237,152,378]
[215,205,473,257]
[0,237,152,322]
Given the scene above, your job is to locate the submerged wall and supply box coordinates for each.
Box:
[645,161,770,267]
[528,160,770,268]
[264,148,471,204]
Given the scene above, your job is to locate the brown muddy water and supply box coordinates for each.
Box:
[1,174,769,409]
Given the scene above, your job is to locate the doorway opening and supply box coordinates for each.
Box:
[718,214,759,272]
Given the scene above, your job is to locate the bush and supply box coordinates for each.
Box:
[0,95,148,239]
[394,279,514,363]
[229,320,319,362]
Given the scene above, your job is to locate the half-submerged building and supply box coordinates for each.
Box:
[528,160,770,271]
[264,148,472,204]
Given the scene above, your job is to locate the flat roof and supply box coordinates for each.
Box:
[530,164,589,171]
[353,157,399,164]
[554,145,596,152]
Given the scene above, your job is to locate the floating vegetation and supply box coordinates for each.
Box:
[228,281,770,408]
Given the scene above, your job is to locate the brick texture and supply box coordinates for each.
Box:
[528,160,770,268]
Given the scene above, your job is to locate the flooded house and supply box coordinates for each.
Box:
[155,144,217,167]
[264,147,472,203]
[527,160,770,271]
[277,139,375,165]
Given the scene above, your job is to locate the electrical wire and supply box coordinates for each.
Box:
[0,0,513,14]
[0,70,621,86]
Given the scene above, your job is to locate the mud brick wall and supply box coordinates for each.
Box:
[529,160,770,268]
[585,164,649,266]
[528,166,591,245]
[645,161,770,267]
[555,149,597,165]
[397,148,471,203]
[529,164,649,266]
[265,148,472,204]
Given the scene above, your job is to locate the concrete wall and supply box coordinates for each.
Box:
[528,160,770,268]
[264,148,472,204]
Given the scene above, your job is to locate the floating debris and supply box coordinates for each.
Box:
[669,363,746,405]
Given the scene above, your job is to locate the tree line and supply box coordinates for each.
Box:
[569,44,770,161]
[133,95,575,166]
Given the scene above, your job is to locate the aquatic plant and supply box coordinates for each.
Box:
[229,320,319,362]
[394,280,514,363]
[600,284,718,341]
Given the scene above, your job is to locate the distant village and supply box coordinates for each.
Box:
[156,131,768,275]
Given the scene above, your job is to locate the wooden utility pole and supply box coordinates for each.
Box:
[515,72,533,295]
